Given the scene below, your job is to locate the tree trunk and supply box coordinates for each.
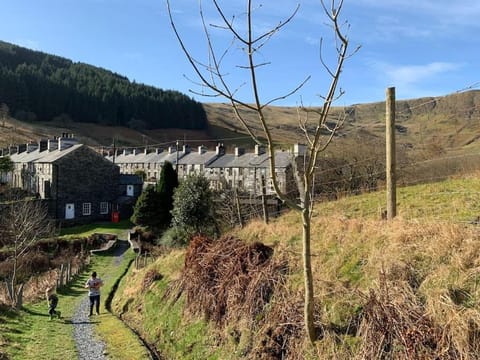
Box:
[5,278,14,305]
[15,283,24,309]
[302,197,316,342]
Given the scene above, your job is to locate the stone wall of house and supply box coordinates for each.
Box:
[50,146,120,223]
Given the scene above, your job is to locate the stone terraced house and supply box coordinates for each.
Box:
[2,134,121,224]
[109,142,305,197]
[2,135,305,224]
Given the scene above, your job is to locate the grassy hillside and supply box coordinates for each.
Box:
[111,173,480,359]
[2,89,480,154]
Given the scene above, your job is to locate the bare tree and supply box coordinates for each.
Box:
[167,0,358,343]
[1,197,54,308]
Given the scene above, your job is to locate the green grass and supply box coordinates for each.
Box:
[58,219,133,238]
[315,177,480,222]
[91,245,151,360]
[0,227,150,360]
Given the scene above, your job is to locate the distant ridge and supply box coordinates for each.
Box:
[0,40,207,130]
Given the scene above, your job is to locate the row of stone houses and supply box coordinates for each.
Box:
[1,134,304,223]
[106,143,305,196]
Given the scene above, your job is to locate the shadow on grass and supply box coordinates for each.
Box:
[0,304,20,319]
[22,307,50,318]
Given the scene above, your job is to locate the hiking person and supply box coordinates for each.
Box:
[84,271,104,316]
[46,286,61,320]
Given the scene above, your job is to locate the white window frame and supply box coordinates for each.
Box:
[82,202,92,216]
[100,202,109,214]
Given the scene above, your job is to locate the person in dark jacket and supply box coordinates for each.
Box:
[46,286,61,320]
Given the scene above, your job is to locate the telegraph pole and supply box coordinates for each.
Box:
[386,87,397,219]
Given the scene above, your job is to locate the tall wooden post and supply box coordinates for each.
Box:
[234,187,244,228]
[261,175,269,224]
[386,87,397,219]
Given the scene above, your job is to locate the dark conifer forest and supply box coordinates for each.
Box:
[0,40,207,130]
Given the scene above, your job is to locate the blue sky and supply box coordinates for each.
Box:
[1,0,479,106]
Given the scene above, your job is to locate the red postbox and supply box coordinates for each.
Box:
[112,211,119,223]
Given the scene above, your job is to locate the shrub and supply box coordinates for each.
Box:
[157,226,190,248]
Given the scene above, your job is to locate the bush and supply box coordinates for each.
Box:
[157,226,190,248]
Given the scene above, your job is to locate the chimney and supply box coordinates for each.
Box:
[156,148,163,155]
[133,148,140,155]
[215,143,225,156]
[27,143,38,152]
[58,134,78,150]
[17,144,27,154]
[234,147,245,157]
[293,143,306,157]
[9,146,17,155]
[48,138,58,151]
[182,144,190,154]
[168,146,175,154]
[38,139,48,152]
[255,144,265,156]
[198,145,207,154]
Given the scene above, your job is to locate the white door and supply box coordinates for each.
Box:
[65,203,75,219]
[127,185,134,196]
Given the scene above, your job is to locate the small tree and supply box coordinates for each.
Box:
[0,156,13,182]
[156,161,178,229]
[1,198,54,308]
[130,184,158,227]
[171,173,217,237]
[167,0,358,342]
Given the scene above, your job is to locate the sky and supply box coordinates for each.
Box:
[1,0,480,107]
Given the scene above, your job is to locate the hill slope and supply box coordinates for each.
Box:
[0,40,207,130]
[111,175,480,359]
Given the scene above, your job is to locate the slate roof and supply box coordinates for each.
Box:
[8,144,84,163]
[207,150,293,169]
[119,174,144,185]
[108,149,187,166]
[9,149,46,163]
[33,144,84,163]
[178,150,219,166]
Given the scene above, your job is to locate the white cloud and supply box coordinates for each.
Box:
[371,61,463,94]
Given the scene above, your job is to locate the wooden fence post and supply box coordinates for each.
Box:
[234,187,244,228]
[386,87,397,219]
[59,264,65,287]
[261,175,269,224]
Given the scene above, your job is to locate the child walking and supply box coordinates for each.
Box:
[46,286,61,320]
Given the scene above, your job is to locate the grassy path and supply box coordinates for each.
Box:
[0,230,151,359]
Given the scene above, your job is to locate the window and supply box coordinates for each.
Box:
[82,203,91,216]
[100,202,109,214]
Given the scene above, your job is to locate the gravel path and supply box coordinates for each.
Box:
[71,237,129,360]
[72,298,107,359]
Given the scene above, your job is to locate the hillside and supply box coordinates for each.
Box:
[109,175,480,359]
[3,89,480,152]
[0,40,207,130]
[1,37,480,190]
[205,89,480,152]
[2,163,480,358]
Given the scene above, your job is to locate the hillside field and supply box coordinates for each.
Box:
[109,174,480,359]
